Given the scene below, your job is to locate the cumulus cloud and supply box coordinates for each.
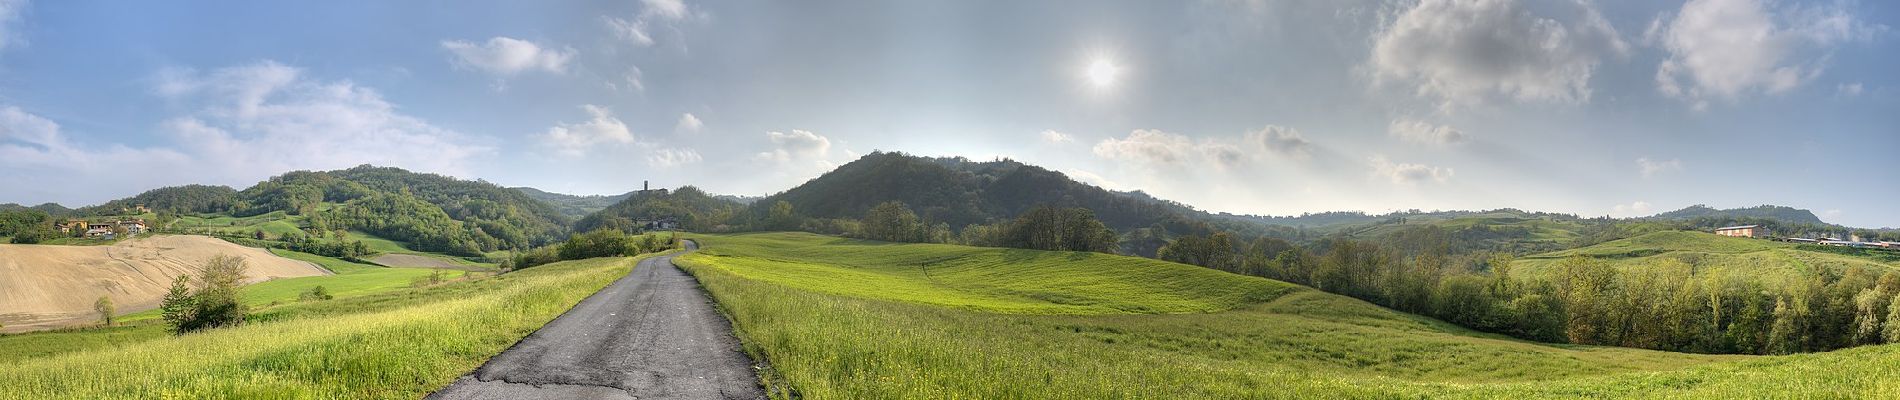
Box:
[2,61,486,202]
[541,105,635,156]
[675,113,703,134]
[1654,0,1882,108]
[646,148,702,168]
[1040,130,1075,144]
[1636,157,1682,178]
[606,0,698,48]
[1096,127,1309,170]
[1388,118,1468,145]
[153,61,488,178]
[1063,168,1124,191]
[1,106,189,173]
[1613,201,1654,216]
[1368,155,1453,185]
[0,0,26,53]
[441,37,575,76]
[1243,125,1311,157]
[1370,0,1628,108]
[1094,129,1221,167]
[755,129,832,164]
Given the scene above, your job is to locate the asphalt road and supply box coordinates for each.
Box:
[428,241,765,400]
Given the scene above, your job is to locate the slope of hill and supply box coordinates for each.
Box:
[512,187,632,219]
[575,186,745,233]
[1649,204,1826,225]
[1513,231,1896,284]
[752,152,1203,231]
[0,235,329,332]
[0,255,645,398]
[667,232,1900,398]
[0,203,74,216]
[113,166,573,255]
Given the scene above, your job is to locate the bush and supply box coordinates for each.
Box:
[298,285,334,302]
[160,255,250,334]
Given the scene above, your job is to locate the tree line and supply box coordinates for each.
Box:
[1153,232,1900,355]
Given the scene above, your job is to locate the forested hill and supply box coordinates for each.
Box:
[1648,204,1825,225]
[743,152,1297,245]
[78,184,239,215]
[512,187,633,218]
[574,186,744,233]
[71,165,571,255]
[0,202,73,216]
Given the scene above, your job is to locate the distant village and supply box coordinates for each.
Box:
[1714,225,1899,250]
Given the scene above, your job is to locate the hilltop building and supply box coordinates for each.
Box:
[639,180,669,195]
[1714,225,1765,238]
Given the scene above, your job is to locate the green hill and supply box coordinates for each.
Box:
[511,187,632,219]
[575,186,745,233]
[1514,230,1896,284]
[1649,204,1826,225]
[671,232,1900,398]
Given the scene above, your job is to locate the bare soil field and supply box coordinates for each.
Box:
[0,235,328,332]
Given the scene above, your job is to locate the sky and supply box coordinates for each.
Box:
[0,0,1895,228]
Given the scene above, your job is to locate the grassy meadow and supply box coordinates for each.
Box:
[679,232,1900,398]
[1514,231,1897,285]
[0,255,646,399]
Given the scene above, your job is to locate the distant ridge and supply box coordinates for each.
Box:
[1647,204,1826,226]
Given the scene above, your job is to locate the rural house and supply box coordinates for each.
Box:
[1714,225,1765,238]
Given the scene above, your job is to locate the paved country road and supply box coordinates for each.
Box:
[429,241,766,400]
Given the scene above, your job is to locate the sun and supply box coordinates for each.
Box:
[1085,58,1119,89]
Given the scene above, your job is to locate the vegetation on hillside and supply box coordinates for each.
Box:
[505,231,681,270]
[672,233,1900,398]
[574,186,742,233]
[512,187,632,218]
[0,256,645,399]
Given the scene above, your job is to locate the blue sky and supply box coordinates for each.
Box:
[0,0,1895,227]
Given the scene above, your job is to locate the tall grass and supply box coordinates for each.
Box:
[0,255,645,399]
[676,233,1886,398]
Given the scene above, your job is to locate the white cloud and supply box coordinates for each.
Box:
[541,105,635,156]
[646,148,702,168]
[153,61,488,178]
[1837,82,1863,97]
[1064,168,1124,191]
[1093,129,1205,167]
[1368,155,1453,185]
[606,0,697,48]
[1654,0,1882,108]
[610,66,646,92]
[1636,157,1682,178]
[441,37,575,76]
[1096,127,1307,170]
[1243,125,1311,157]
[1613,201,1654,216]
[1370,0,1628,108]
[755,129,832,164]
[1387,118,1468,145]
[675,113,703,133]
[2,61,485,202]
[1,106,189,171]
[0,0,27,53]
[1040,130,1075,144]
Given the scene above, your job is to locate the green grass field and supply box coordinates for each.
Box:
[1515,231,1897,285]
[678,232,1900,398]
[0,255,645,399]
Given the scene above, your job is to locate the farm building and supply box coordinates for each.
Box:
[1714,225,1765,238]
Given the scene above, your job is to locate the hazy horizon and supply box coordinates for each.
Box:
[1,0,1895,227]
